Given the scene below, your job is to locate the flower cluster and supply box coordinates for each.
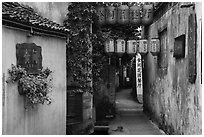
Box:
[7,64,53,107]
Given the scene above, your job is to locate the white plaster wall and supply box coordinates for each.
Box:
[2,26,66,135]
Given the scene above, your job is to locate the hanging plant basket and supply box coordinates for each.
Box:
[7,64,53,108]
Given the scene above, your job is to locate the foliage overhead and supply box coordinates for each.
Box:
[64,2,141,93]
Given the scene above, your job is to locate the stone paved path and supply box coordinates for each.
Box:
[108,89,165,135]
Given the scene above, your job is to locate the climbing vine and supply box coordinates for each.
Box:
[64,2,141,93]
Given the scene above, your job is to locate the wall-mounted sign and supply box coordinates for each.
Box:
[137,39,148,55]
[127,39,137,54]
[129,5,141,25]
[96,6,106,25]
[16,43,42,74]
[106,6,117,24]
[118,5,129,24]
[150,38,160,56]
[142,4,153,25]
[104,38,115,54]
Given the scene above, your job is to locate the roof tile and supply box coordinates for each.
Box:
[2,2,69,33]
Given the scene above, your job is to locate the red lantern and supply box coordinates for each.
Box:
[127,39,137,55]
[150,38,160,56]
[117,5,129,24]
[137,39,148,55]
[96,6,106,25]
[129,5,141,25]
[142,4,153,25]
[106,6,117,24]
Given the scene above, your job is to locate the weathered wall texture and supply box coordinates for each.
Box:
[94,60,117,119]
[20,2,69,25]
[94,63,117,105]
[2,27,66,134]
[143,2,202,135]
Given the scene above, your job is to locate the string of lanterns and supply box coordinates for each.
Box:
[104,38,160,57]
[100,3,160,65]
[97,3,154,26]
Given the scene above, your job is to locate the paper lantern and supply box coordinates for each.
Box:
[116,39,126,57]
[129,5,141,25]
[96,6,106,25]
[117,5,129,24]
[137,39,148,55]
[150,38,160,56]
[127,39,137,55]
[106,6,117,24]
[142,4,153,25]
[104,38,115,55]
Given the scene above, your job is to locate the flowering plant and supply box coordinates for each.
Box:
[7,64,53,107]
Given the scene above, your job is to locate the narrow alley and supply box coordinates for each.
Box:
[2,2,202,135]
[108,89,165,135]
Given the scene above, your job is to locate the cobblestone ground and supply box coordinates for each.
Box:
[108,89,165,135]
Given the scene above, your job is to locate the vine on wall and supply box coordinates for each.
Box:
[64,2,141,93]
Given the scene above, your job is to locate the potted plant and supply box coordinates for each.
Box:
[7,64,53,108]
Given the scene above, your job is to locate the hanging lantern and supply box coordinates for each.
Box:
[127,39,137,55]
[118,5,129,24]
[96,6,106,25]
[104,38,115,55]
[150,38,160,56]
[116,39,126,57]
[137,39,148,55]
[129,5,141,25]
[142,4,153,25]
[106,6,117,24]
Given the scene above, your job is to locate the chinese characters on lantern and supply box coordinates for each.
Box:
[138,39,148,55]
[106,6,117,24]
[118,5,129,24]
[97,4,153,26]
[97,6,105,25]
[127,40,137,54]
[116,39,126,55]
[105,38,115,54]
[150,38,160,56]
[129,5,141,25]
